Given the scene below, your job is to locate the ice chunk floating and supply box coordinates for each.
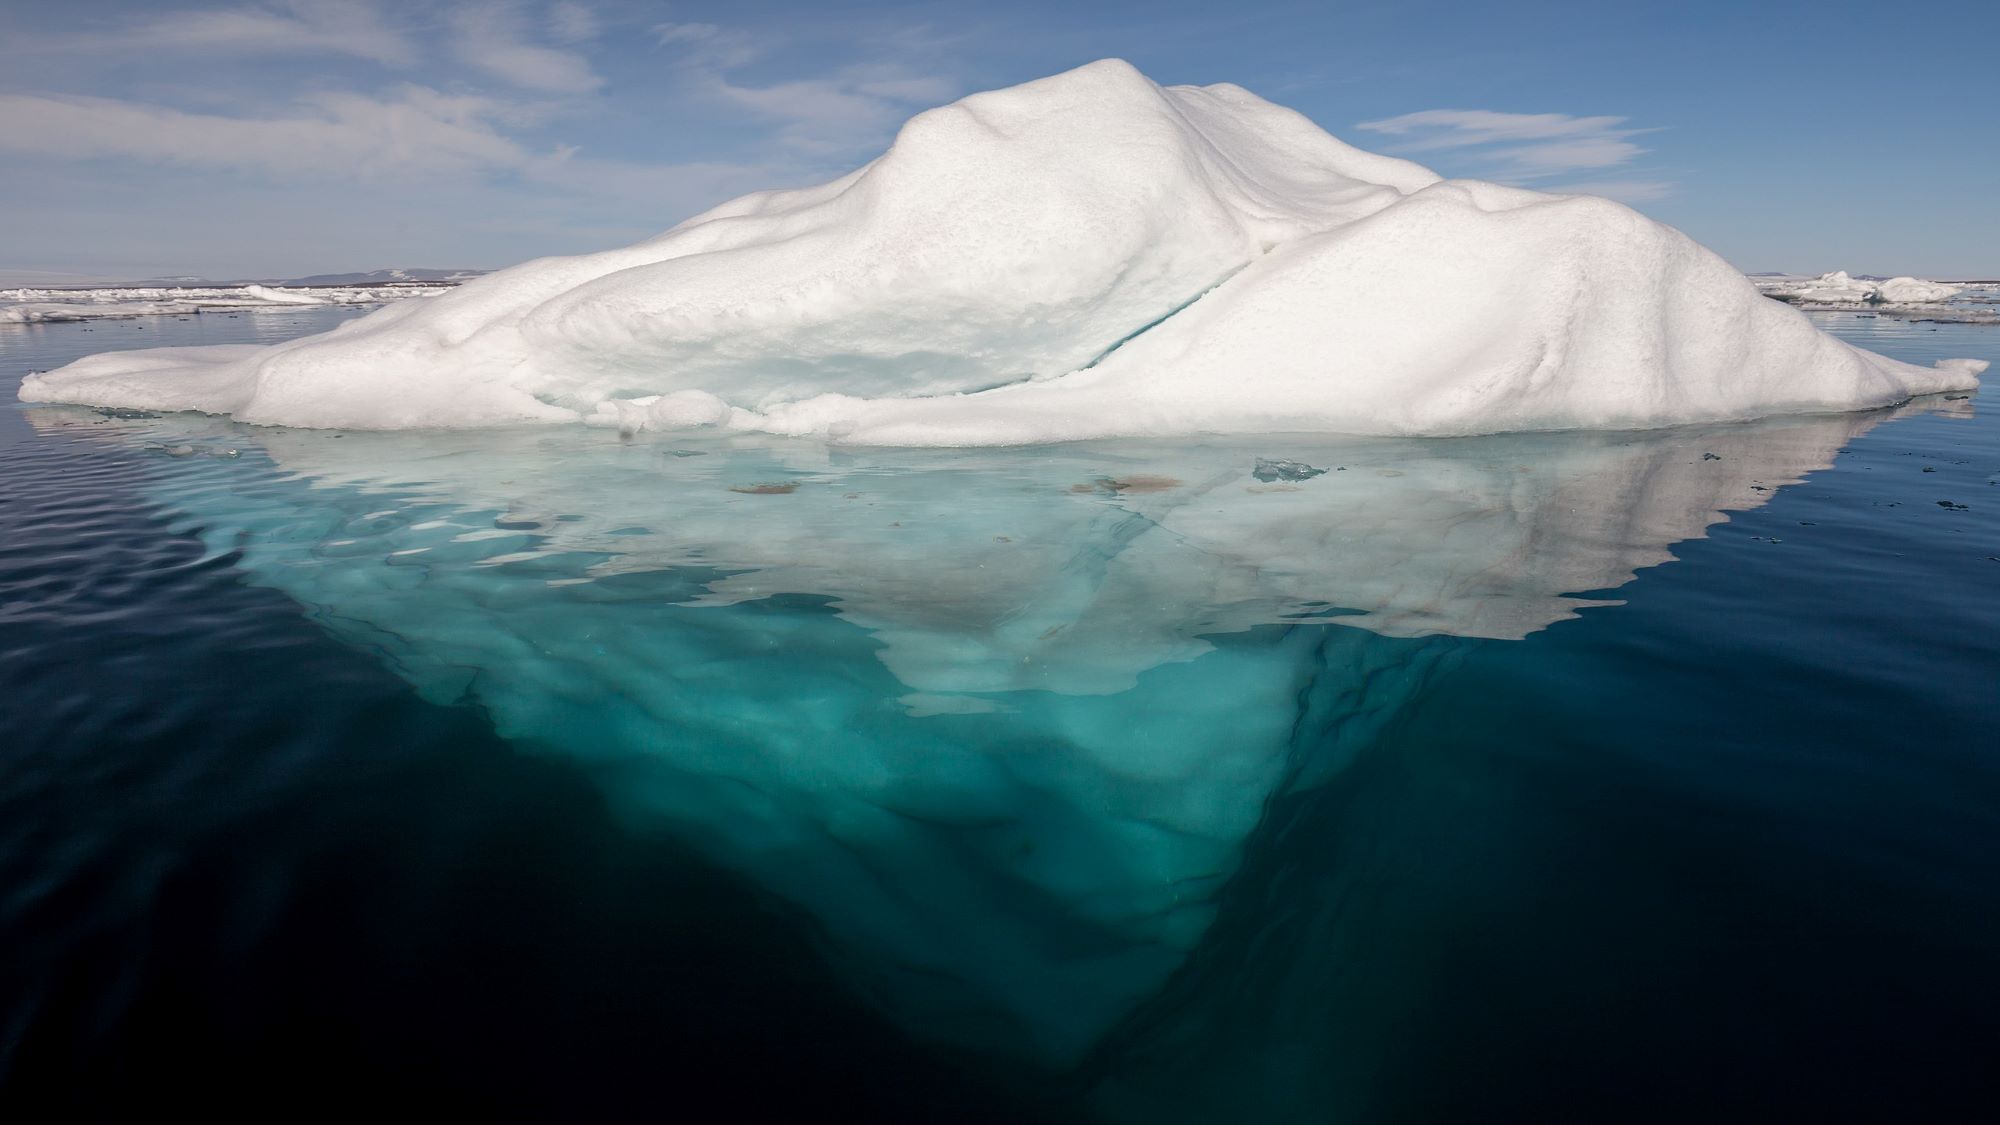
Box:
[1754,271,1965,307]
[19,60,1981,438]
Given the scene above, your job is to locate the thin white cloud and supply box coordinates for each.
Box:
[652,21,721,44]
[1500,137,1648,176]
[0,86,782,216]
[1541,179,1678,204]
[1356,108,1664,192]
[525,154,796,210]
[547,2,599,45]
[849,74,960,104]
[653,22,959,155]
[651,22,762,69]
[23,0,417,67]
[703,75,907,132]
[449,2,603,94]
[1358,109,1634,150]
[0,88,530,180]
[697,71,958,154]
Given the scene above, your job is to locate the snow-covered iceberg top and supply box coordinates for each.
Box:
[1754,271,1965,306]
[20,60,1985,442]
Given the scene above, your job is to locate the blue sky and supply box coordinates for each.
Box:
[2,0,1995,282]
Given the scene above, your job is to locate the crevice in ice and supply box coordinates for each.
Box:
[1075,263,1253,375]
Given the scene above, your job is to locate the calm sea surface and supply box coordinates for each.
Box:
[2,307,1996,1122]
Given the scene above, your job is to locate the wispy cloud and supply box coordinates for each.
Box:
[1358,109,1638,152]
[651,21,762,69]
[547,2,599,46]
[653,23,961,155]
[1355,108,1669,196]
[698,71,957,153]
[0,88,531,180]
[0,85,782,218]
[24,0,418,67]
[1537,179,1678,204]
[0,4,971,272]
[449,1,603,94]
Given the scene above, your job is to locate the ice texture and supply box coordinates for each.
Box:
[19,59,1985,438]
[1,283,448,323]
[28,394,1963,1061]
[1755,271,1965,306]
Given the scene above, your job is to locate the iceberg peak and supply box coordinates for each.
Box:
[19,60,1984,440]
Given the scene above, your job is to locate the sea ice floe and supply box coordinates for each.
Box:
[1755,271,1965,306]
[20,60,1982,438]
[1,283,448,323]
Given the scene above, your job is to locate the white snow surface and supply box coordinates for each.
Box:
[20,60,1985,440]
[1755,271,1966,306]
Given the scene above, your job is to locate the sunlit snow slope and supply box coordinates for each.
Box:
[20,60,1984,440]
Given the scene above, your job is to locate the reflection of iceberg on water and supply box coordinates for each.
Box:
[22,395,1967,1064]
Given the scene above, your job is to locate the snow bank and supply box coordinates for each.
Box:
[20,60,1984,439]
[1756,270,1966,306]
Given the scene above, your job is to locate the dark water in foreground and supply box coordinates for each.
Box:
[1,309,1996,1122]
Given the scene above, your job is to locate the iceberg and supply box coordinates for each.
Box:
[25,393,1967,1062]
[19,60,1981,439]
[1755,271,1965,307]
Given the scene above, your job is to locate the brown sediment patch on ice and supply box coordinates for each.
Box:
[1075,474,1182,495]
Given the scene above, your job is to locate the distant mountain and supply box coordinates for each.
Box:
[263,268,488,286]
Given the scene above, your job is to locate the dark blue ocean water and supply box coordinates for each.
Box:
[1,307,1995,1122]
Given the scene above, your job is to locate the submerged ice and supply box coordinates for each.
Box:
[27,395,1964,1062]
[19,60,1982,439]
